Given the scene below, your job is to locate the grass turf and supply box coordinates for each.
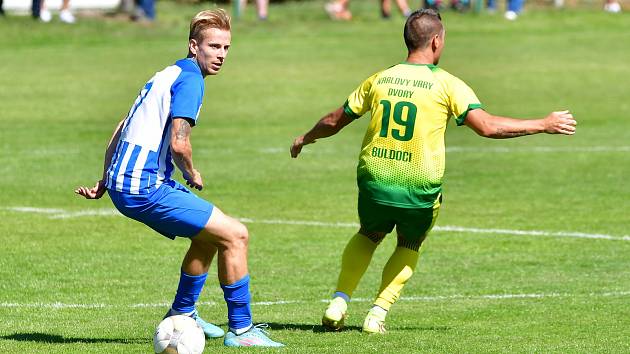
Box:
[0,1,629,352]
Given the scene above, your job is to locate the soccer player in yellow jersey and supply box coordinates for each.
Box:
[290,9,576,334]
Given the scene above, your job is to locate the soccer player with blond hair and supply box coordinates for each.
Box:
[291,9,576,334]
[76,9,283,347]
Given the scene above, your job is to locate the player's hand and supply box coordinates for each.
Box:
[75,180,106,199]
[290,135,315,158]
[543,110,576,135]
[184,169,203,191]
[290,136,304,158]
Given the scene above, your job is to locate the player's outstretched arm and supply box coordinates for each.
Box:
[75,119,125,200]
[290,106,354,158]
[464,109,576,139]
[170,117,203,191]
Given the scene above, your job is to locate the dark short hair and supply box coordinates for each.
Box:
[403,9,443,52]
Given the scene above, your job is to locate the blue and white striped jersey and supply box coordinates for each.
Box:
[105,58,204,194]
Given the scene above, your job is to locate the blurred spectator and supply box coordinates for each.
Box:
[112,0,153,22]
[133,0,155,22]
[240,0,268,20]
[381,0,412,18]
[117,0,135,16]
[424,0,471,12]
[36,0,76,23]
[450,0,471,11]
[32,0,41,19]
[325,0,412,20]
[325,0,352,20]
[603,0,621,12]
[0,0,4,17]
[487,0,523,19]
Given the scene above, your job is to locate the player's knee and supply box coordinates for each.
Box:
[224,222,249,251]
[234,222,249,247]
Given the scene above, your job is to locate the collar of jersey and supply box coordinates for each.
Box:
[400,61,438,69]
[184,57,202,74]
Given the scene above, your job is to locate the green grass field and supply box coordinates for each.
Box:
[1,1,629,352]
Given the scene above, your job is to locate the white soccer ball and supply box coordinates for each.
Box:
[153,315,205,354]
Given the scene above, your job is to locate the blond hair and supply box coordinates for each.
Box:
[189,9,231,41]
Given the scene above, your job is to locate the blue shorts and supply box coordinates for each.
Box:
[108,180,214,240]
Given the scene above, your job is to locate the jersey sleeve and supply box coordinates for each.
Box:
[170,73,204,125]
[343,73,378,119]
[447,76,482,126]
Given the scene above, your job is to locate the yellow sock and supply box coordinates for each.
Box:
[373,246,419,311]
[335,233,379,297]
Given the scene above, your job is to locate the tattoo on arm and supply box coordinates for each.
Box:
[175,119,191,142]
[171,118,195,176]
[494,128,532,138]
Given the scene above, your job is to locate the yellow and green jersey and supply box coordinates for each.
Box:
[344,62,482,208]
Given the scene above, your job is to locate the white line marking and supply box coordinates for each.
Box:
[350,290,630,302]
[258,147,286,154]
[239,217,358,228]
[259,146,630,154]
[1,291,629,309]
[4,207,121,219]
[435,225,630,242]
[445,146,630,153]
[4,207,630,242]
[0,302,107,309]
[6,207,66,214]
[130,302,175,308]
[239,218,630,242]
[252,300,303,306]
[49,209,121,219]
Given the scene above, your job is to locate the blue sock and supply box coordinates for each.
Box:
[333,291,350,303]
[171,271,207,314]
[221,274,253,333]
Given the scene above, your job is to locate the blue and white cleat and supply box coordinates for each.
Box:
[164,308,225,339]
[224,324,285,347]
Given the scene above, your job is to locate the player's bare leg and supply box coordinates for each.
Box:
[166,207,248,339]
[166,228,223,338]
[193,206,283,347]
[183,240,217,275]
[194,206,248,285]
